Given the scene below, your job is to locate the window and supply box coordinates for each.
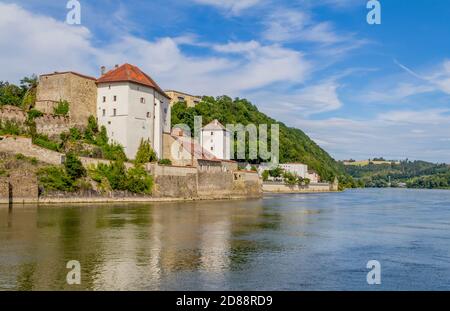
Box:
[164,108,167,114]
[108,85,111,90]
[102,109,106,117]
[103,96,106,103]
[211,147,214,151]
[140,97,145,104]
[108,121,111,125]
[113,96,117,102]
[113,109,117,116]
[211,132,214,136]
[178,96,185,101]
[147,112,150,118]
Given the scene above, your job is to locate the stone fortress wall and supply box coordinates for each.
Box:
[35,72,97,127]
[0,136,262,204]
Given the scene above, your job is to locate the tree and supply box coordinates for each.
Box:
[64,153,86,180]
[135,139,158,165]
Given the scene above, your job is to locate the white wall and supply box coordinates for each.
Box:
[279,163,308,178]
[201,129,231,160]
[97,82,168,160]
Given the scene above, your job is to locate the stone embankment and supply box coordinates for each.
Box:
[0,136,262,204]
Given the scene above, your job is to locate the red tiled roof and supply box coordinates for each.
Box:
[97,64,170,99]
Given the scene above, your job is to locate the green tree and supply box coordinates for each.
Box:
[135,139,158,164]
[64,153,86,180]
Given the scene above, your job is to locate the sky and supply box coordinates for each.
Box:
[1,0,450,163]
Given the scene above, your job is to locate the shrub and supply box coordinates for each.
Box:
[283,172,298,186]
[135,139,158,164]
[125,165,154,194]
[27,109,43,120]
[158,159,172,166]
[88,162,153,194]
[84,116,98,143]
[32,134,61,152]
[69,127,82,140]
[0,120,22,136]
[54,100,70,116]
[262,170,269,182]
[101,143,127,161]
[64,153,86,180]
[38,166,76,192]
[15,153,26,161]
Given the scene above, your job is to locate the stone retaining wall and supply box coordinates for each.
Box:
[262,182,335,193]
[0,136,64,165]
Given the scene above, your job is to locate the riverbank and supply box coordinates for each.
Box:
[263,181,339,193]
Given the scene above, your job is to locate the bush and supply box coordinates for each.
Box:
[32,134,61,152]
[0,120,23,136]
[69,127,82,140]
[38,166,76,192]
[88,161,154,194]
[64,153,86,180]
[158,159,172,166]
[27,109,43,121]
[262,170,269,182]
[125,165,154,194]
[283,172,298,186]
[101,143,127,161]
[54,100,70,116]
[135,139,158,164]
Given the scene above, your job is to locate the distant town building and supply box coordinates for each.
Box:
[306,170,320,183]
[165,90,202,107]
[200,120,231,160]
[279,163,308,178]
[36,71,97,127]
[97,64,171,159]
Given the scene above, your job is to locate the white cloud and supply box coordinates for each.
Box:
[263,9,344,44]
[0,2,96,81]
[192,0,263,15]
[252,79,342,117]
[0,3,310,97]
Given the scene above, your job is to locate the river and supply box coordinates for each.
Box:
[1,188,450,290]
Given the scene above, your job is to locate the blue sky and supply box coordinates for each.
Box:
[1,0,450,162]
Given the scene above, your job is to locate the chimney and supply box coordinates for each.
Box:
[115,64,119,69]
[100,66,106,76]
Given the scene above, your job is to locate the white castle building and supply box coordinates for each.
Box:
[200,120,231,160]
[96,64,171,159]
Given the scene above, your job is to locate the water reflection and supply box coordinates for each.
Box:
[3,189,450,290]
[0,199,281,290]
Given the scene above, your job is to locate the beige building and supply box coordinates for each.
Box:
[165,90,202,107]
[35,72,97,127]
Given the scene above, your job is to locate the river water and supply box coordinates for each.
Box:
[1,188,450,291]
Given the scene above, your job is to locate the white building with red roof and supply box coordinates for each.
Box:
[96,64,171,159]
[200,119,231,160]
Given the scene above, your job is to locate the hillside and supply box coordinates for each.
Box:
[172,96,344,181]
[344,160,450,189]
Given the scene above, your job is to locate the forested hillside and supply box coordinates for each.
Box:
[344,160,450,189]
[172,95,344,182]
